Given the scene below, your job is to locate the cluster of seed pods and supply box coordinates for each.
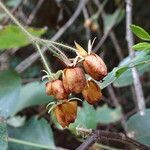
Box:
[45,43,107,128]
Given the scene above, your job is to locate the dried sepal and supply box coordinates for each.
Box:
[82,80,102,104]
[42,70,63,81]
[54,101,77,128]
[74,41,88,57]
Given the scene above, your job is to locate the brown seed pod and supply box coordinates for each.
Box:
[46,80,68,100]
[90,22,99,32]
[84,19,92,28]
[54,101,77,128]
[62,67,86,93]
[83,53,107,80]
[82,80,102,104]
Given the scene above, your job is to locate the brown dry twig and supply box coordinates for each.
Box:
[76,129,150,150]
[93,0,124,60]
[126,0,145,115]
[26,0,44,25]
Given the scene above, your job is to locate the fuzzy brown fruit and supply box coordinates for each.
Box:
[83,53,107,80]
[82,80,102,104]
[54,101,77,128]
[46,80,68,100]
[63,67,86,93]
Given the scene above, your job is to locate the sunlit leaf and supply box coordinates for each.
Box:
[132,42,150,51]
[130,25,150,41]
[0,25,46,51]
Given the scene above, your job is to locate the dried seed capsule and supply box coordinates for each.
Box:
[90,22,99,32]
[82,80,102,104]
[54,101,77,128]
[84,19,92,28]
[46,80,68,100]
[83,53,107,80]
[62,67,86,93]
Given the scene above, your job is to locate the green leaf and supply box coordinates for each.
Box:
[132,42,150,51]
[96,105,122,124]
[130,25,150,41]
[0,25,46,51]
[99,68,118,89]
[113,52,150,87]
[127,109,150,147]
[0,70,54,117]
[114,64,150,87]
[99,67,128,89]
[12,81,54,116]
[0,70,21,118]
[104,8,125,33]
[69,101,122,134]
[0,117,8,150]
[99,51,150,88]
[8,117,55,150]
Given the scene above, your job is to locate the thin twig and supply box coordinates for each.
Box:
[2,0,23,25]
[51,0,88,41]
[0,1,33,39]
[93,26,113,52]
[109,32,124,60]
[107,85,127,132]
[26,0,44,25]
[126,0,145,115]
[125,95,150,119]
[0,2,53,75]
[93,0,124,60]
[11,0,44,54]
[82,6,91,40]
[35,43,52,75]
[76,129,150,150]
[15,0,88,73]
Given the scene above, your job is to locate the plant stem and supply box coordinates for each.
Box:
[40,39,77,52]
[35,43,52,75]
[8,137,52,149]
[92,0,108,20]
[126,0,146,115]
[0,2,33,39]
[0,2,52,75]
[0,1,76,56]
